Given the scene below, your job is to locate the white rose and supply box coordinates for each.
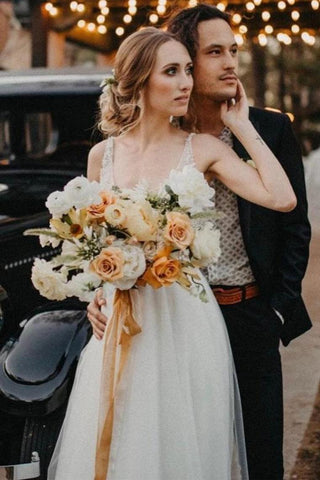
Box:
[45,190,71,218]
[31,258,68,300]
[113,245,146,290]
[64,176,101,209]
[67,272,102,302]
[167,165,215,215]
[191,223,221,266]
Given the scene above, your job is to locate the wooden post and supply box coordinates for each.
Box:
[30,0,49,67]
[0,2,12,57]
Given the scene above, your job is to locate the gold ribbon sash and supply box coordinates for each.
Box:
[94,289,141,480]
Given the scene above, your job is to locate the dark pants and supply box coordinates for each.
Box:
[220,296,284,480]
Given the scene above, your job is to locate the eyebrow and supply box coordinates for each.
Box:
[161,61,193,69]
[203,43,238,51]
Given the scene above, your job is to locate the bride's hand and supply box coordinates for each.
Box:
[220,80,249,129]
[87,288,108,340]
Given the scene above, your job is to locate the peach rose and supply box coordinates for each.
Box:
[164,211,194,250]
[143,256,181,288]
[90,247,124,281]
[87,191,116,221]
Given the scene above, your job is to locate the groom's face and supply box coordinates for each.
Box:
[193,19,239,102]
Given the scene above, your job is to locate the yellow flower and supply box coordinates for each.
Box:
[124,201,159,242]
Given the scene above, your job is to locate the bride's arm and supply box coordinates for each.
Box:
[196,82,297,212]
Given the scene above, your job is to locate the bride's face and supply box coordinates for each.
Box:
[142,40,193,118]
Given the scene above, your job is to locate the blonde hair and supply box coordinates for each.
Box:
[99,27,177,137]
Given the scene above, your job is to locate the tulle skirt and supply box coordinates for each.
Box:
[48,273,248,480]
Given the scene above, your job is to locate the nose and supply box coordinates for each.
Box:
[179,72,193,92]
[223,51,237,70]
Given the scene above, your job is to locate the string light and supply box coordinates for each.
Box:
[261,11,271,21]
[277,1,286,10]
[70,1,78,12]
[128,6,137,14]
[49,6,58,16]
[123,14,132,23]
[97,14,105,23]
[232,13,242,24]
[216,3,226,11]
[245,2,255,11]
[149,13,159,23]
[44,1,318,48]
[76,3,85,13]
[239,24,248,34]
[87,22,96,31]
[157,5,166,14]
[234,34,244,46]
[258,33,268,46]
[277,32,292,44]
[265,25,274,34]
[116,26,125,36]
[291,24,300,34]
[98,25,107,34]
[301,32,316,45]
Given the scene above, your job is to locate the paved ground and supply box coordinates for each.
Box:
[282,152,320,479]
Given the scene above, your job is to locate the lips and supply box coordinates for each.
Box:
[174,95,190,102]
[220,75,237,82]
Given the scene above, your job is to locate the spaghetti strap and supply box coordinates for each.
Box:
[100,137,114,188]
[177,133,196,170]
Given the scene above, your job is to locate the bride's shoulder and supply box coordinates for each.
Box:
[190,133,225,161]
[89,139,109,158]
[87,139,109,181]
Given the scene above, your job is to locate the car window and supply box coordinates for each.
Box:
[25,112,58,158]
[0,112,10,163]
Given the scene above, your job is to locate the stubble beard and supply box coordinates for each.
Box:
[194,82,237,105]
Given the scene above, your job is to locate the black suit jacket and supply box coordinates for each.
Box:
[232,106,312,346]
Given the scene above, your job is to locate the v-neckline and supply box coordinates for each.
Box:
[109,133,193,192]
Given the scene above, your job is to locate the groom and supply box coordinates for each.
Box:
[87,4,311,479]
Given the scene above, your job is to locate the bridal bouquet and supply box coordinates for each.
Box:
[24,166,221,303]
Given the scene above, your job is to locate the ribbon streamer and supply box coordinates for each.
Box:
[94,289,141,480]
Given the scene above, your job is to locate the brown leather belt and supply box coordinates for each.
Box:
[212,283,260,305]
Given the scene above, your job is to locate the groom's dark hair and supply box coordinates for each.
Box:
[166,3,231,60]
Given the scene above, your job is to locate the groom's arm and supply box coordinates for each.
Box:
[268,115,311,317]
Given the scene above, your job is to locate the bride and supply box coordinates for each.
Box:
[48,27,296,480]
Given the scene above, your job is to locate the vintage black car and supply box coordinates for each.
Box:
[0,68,109,479]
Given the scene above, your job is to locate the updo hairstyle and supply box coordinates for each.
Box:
[98,27,177,136]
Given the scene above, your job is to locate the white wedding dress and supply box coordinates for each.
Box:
[48,134,248,480]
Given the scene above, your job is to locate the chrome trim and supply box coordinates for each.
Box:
[0,452,40,479]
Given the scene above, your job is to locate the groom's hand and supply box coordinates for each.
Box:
[87,289,108,340]
[220,79,249,129]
